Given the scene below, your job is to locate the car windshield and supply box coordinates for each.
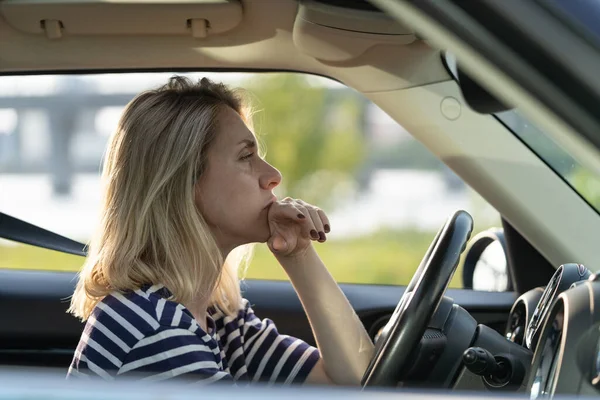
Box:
[496,109,600,212]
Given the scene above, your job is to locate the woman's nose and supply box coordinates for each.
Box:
[260,162,282,190]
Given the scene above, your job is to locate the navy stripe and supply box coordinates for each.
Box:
[67,286,318,385]
[90,308,140,348]
[88,329,128,361]
[246,325,278,377]
[274,343,317,383]
[158,301,176,326]
[102,295,157,332]
[130,331,213,357]
[254,336,290,381]
[81,345,119,375]
[226,348,247,378]
[292,348,320,384]
[122,349,219,374]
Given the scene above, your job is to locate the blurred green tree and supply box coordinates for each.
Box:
[244,74,366,207]
[570,167,600,209]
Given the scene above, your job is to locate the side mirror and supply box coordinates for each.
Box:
[462,228,513,291]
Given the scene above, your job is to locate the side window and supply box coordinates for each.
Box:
[0,72,500,289]
[243,74,501,289]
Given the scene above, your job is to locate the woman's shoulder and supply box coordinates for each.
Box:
[90,287,163,337]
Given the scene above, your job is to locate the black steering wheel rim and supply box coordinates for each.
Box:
[361,210,473,387]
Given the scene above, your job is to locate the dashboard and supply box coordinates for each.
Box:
[503,263,600,398]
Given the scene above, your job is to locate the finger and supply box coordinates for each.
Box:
[317,209,331,233]
[295,200,326,240]
[271,201,308,222]
[306,206,326,242]
[294,204,319,240]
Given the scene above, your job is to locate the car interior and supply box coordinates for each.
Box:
[2,0,600,398]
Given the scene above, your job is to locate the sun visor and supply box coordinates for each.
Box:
[0,0,243,40]
[293,0,416,62]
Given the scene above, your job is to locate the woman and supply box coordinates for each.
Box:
[67,76,374,386]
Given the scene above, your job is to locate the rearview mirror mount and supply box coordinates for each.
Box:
[443,52,512,114]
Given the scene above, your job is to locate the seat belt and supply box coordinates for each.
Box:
[0,212,87,257]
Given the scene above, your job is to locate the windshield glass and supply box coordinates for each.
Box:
[496,109,600,212]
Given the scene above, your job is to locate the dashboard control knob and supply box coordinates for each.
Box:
[463,347,526,390]
[463,347,503,376]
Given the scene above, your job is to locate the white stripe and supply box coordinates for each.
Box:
[156,298,166,320]
[73,347,84,361]
[234,364,248,380]
[188,318,198,333]
[227,346,244,369]
[252,334,285,382]
[201,333,213,343]
[134,288,150,300]
[138,361,222,381]
[112,292,160,330]
[96,302,144,340]
[225,329,240,348]
[118,344,214,374]
[88,315,130,353]
[79,354,114,381]
[67,366,91,380]
[212,346,221,355]
[217,317,236,340]
[134,328,196,348]
[242,317,262,337]
[284,347,316,385]
[82,332,123,368]
[245,323,275,362]
[172,304,184,326]
[191,371,231,386]
[147,284,164,294]
[269,340,301,383]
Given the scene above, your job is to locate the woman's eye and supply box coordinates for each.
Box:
[240,152,254,161]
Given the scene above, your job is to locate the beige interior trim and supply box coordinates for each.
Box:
[370,0,600,179]
[368,81,600,270]
[1,0,243,38]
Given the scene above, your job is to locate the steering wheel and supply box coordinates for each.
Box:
[361,210,473,387]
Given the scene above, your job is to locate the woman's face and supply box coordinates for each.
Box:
[195,106,281,253]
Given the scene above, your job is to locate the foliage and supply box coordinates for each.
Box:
[0,228,464,289]
[570,166,600,209]
[244,74,366,207]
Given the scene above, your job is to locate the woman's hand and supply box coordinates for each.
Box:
[267,197,330,258]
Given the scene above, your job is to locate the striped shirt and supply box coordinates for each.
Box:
[67,284,320,385]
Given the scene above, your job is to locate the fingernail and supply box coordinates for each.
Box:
[298,214,305,219]
[324,224,330,233]
[310,230,319,239]
[318,232,326,242]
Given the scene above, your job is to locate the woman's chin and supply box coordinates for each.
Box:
[255,229,271,244]
[256,217,271,243]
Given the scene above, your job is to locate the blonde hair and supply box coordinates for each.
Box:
[68,76,252,321]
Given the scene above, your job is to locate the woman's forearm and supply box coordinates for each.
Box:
[276,245,374,386]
